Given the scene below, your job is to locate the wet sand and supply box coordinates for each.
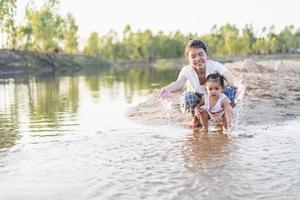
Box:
[127,59,300,126]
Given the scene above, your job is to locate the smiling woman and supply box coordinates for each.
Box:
[159,39,243,128]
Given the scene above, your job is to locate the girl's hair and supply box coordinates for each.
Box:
[205,73,225,88]
[184,39,208,62]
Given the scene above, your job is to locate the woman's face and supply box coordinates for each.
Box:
[188,48,208,70]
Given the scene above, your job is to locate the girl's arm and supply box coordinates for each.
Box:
[198,95,205,106]
[194,95,205,116]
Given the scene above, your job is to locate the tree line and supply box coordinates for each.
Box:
[1,0,300,61]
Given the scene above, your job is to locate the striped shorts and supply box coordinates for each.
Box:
[180,86,237,115]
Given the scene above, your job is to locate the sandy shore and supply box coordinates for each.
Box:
[127,58,300,126]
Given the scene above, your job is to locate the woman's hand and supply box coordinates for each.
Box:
[158,87,171,99]
[234,80,246,104]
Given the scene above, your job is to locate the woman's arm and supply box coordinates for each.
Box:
[161,75,187,94]
[223,71,245,105]
[222,71,240,87]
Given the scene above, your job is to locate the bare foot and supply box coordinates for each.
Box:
[186,117,200,128]
[200,127,208,133]
[223,125,232,134]
[230,102,236,108]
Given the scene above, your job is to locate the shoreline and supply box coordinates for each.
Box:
[0,49,109,77]
[1,50,300,76]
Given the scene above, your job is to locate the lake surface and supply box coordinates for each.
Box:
[0,67,299,200]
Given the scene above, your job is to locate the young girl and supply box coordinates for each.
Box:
[195,73,233,133]
[159,39,242,128]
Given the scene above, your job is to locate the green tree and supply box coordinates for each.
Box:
[138,29,154,61]
[83,32,100,56]
[16,24,33,50]
[240,24,256,55]
[252,38,269,54]
[98,30,118,60]
[220,24,242,55]
[0,0,17,48]
[266,25,279,53]
[278,25,297,53]
[20,0,65,52]
[63,13,78,54]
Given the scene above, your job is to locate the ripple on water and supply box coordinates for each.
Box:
[1,118,300,200]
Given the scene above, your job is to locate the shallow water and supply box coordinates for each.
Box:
[0,67,300,200]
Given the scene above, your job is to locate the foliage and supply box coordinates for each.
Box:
[0,1,300,59]
[14,0,78,53]
[0,0,17,48]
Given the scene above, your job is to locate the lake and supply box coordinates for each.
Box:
[0,66,299,200]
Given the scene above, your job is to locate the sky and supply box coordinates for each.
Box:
[17,0,300,40]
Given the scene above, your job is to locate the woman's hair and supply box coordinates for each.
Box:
[184,39,208,62]
[205,73,225,88]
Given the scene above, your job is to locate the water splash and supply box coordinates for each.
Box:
[226,83,246,137]
[159,94,172,121]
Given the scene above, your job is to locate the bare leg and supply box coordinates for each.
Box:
[187,116,200,128]
[198,108,209,133]
[230,102,236,108]
[224,105,233,130]
[222,115,228,130]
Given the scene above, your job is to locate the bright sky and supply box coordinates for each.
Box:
[17,0,300,40]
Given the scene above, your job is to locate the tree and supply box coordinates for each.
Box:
[240,24,256,55]
[19,0,65,52]
[266,25,279,53]
[0,0,17,48]
[278,25,297,53]
[63,13,78,54]
[220,24,242,55]
[98,30,118,60]
[83,32,100,56]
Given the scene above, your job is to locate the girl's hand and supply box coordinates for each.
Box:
[223,121,232,132]
[194,106,202,116]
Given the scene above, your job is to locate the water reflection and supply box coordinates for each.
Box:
[0,81,20,150]
[183,130,231,170]
[84,66,180,103]
[0,66,179,150]
[28,76,79,129]
[0,114,19,150]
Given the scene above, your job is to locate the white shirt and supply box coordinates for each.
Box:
[203,93,228,114]
[202,93,229,123]
[178,60,228,94]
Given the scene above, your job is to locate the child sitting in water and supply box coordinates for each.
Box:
[194,73,233,133]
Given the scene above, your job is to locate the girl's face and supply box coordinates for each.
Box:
[187,48,208,70]
[206,81,222,97]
